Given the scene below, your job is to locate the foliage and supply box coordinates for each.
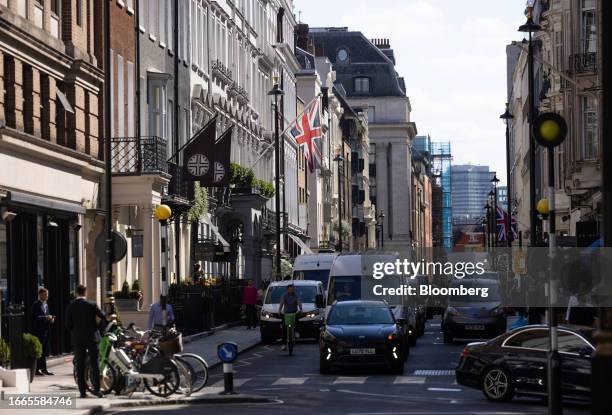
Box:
[131,279,141,292]
[333,219,352,237]
[188,182,209,222]
[22,333,42,360]
[230,162,275,199]
[0,337,10,366]
[114,280,142,299]
[273,258,293,279]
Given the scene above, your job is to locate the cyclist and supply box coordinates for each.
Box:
[279,283,302,351]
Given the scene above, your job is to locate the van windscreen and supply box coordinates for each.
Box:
[328,276,361,303]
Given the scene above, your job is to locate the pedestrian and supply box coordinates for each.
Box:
[65,284,105,398]
[193,263,204,283]
[242,279,258,329]
[31,287,54,376]
[148,294,175,331]
[565,292,597,327]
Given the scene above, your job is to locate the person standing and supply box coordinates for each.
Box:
[65,285,105,398]
[242,279,258,329]
[147,295,175,331]
[31,287,54,376]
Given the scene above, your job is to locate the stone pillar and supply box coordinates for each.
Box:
[0,51,5,125]
[65,83,86,152]
[41,75,57,142]
[23,65,42,137]
[4,56,24,131]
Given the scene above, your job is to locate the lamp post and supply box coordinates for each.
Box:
[491,174,500,246]
[501,104,514,247]
[334,154,344,252]
[519,3,541,247]
[268,75,284,280]
[154,204,172,295]
[377,211,385,249]
[103,0,114,310]
[489,189,497,247]
[483,202,491,249]
[481,217,487,248]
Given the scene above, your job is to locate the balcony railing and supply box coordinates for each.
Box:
[168,161,194,200]
[111,136,168,175]
[570,52,597,74]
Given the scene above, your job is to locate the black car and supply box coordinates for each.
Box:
[456,325,595,402]
[441,279,507,343]
[319,300,406,374]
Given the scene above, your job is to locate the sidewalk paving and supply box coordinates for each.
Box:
[0,325,265,415]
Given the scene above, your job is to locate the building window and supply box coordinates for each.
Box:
[76,0,82,27]
[582,96,598,159]
[581,0,597,53]
[354,77,370,93]
[117,54,124,137]
[553,30,563,70]
[159,0,166,46]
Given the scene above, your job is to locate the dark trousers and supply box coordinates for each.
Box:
[245,304,257,328]
[35,333,49,372]
[74,343,100,395]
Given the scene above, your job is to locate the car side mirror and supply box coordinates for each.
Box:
[315,294,325,309]
[578,347,592,357]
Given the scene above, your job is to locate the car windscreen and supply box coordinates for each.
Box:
[449,280,501,304]
[265,286,318,304]
[293,269,330,286]
[327,305,394,325]
[328,276,362,303]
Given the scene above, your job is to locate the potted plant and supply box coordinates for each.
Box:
[22,333,42,382]
[0,337,10,369]
[114,280,142,311]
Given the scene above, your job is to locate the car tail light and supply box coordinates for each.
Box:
[460,347,470,358]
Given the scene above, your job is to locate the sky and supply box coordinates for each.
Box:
[295,0,529,185]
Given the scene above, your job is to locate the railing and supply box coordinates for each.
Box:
[211,59,233,84]
[570,52,597,73]
[111,136,168,175]
[168,161,194,200]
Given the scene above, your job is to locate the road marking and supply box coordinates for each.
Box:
[393,376,426,384]
[333,376,368,384]
[427,387,462,392]
[212,378,252,387]
[413,370,455,376]
[272,377,308,385]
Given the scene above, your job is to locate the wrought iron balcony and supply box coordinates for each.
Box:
[111,136,168,175]
[570,52,597,74]
[167,161,194,201]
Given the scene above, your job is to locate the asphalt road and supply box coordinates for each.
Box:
[112,317,591,415]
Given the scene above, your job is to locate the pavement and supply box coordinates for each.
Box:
[109,316,592,415]
[0,325,264,415]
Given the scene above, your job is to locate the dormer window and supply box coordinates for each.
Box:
[337,48,349,63]
[354,77,370,93]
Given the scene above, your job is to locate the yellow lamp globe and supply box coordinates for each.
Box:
[539,120,561,143]
[536,198,550,216]
[154,204,172,221]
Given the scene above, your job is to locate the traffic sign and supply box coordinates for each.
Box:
[95,230,128,264]
[217,342,238,363]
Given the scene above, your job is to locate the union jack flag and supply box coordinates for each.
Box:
[496,206,518,242]
[291,98,322,173]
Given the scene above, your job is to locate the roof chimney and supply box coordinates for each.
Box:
[296,23,309,51]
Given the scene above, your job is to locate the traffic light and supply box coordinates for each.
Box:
[533,112,567,148]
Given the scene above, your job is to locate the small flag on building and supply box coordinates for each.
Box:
[291,97,322,173]
[211,126,233,187]
[497,206,518,242]
[183,117,217,184]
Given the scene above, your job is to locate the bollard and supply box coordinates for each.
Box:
[217,342,238,395]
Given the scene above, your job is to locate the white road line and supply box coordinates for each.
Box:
[212,378,252,387]
[333,376,368,384]
[427,387,462,392]
[413,370,455,376]
[393,376,426,384]
[271,377,308,386]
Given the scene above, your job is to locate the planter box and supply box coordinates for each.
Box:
[115,298,141,312]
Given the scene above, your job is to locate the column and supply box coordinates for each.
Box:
[41,75,57,142]
[23,65,42,137]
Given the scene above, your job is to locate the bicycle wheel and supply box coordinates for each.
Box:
[86,364,117,395]
[143,357,180,397]
[174,353,209,392]
[173,356,194,396]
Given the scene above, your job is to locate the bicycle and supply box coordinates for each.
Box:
[284,313,297,356]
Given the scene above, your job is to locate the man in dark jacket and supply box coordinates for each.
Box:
[31,287,54,376]
[65,284,106,398]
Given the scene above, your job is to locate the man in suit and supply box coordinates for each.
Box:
[65,284,106,398]
[31,287,54,376]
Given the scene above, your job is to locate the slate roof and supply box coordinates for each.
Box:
[309,29,407,97]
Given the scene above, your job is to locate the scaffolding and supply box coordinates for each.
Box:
[431,142,453,250]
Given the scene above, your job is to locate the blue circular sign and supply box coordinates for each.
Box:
[217,342,238,363]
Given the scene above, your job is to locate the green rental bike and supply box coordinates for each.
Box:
[283,313,297,356]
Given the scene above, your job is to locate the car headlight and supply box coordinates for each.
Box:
[305,309,320,318]
[322,330,337,342]
[261,312,280,319]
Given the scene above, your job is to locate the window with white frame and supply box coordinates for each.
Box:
[139,0,146,31]
[582,96,598,159]
[581,0,597,53]
[149,79,167,141]
[354,77,370,93]
[127,62,135,137]
[167,0,173,51]
[149,0,157,39]
[553,29,563,70]
[117,54,124,137]
[159,0,166,46]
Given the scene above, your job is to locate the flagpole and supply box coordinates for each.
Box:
[167,114,218,162]
[248,93,322,170]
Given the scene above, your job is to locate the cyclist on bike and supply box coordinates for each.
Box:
[279,283,302,351]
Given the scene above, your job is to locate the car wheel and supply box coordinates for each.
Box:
[443,330,453,344]
[481,366,515,402]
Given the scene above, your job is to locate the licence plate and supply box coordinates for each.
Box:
[350,348,376,355]
[465,324,485,331]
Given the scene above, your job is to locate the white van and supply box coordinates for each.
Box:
[292,253,338,287]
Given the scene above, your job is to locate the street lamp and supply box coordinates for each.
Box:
[519,3,541,248]
[483,202,491,249]
[501,104,514,247]
[334,154,344,252]
[491,174,499,246]
[377,211,385,249]
[268,74,284,281]
[154,204,172,295]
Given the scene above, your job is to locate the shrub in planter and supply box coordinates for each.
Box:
[0,337,10,368]
[22,333,42,382]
